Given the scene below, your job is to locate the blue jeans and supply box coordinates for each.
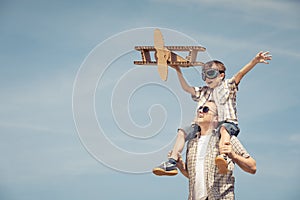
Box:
[179,124,201,142]
[180,121,239,142]
[217,121,240,137]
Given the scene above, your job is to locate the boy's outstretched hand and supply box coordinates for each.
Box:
[255,51,272,64]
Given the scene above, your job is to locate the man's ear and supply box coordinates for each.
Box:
[213,116,218,124]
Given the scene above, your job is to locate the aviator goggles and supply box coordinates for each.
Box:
[202,68,224,81]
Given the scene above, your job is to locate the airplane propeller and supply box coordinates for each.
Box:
[154,29,170,81]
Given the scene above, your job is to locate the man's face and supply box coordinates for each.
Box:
[202,64,224,88]
[195,102,217,125]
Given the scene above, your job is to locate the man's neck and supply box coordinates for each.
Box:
[200,124,216,136]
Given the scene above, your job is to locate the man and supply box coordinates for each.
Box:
[176,100,256,200]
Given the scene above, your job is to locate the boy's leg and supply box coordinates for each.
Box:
[169,129,186,160]
[152,129,186,176]
[215,122,240,174]
[152,125,199,176]
[215,126,230,174]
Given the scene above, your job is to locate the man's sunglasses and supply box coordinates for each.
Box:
[202,68,225,81]
[197,106,216,114]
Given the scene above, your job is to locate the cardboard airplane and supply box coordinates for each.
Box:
[134,29,206,81]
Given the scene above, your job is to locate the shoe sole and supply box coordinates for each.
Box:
[215,156,228,174]
[152,168,178,176]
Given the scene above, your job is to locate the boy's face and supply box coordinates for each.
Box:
[202,63,224,88]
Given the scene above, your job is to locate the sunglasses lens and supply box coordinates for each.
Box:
[198,106,210,113]
[203,106,209,113]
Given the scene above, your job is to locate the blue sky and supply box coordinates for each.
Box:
[1,0,300,199]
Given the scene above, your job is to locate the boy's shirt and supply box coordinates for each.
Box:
[192,77,239,124]
[212,77,238,124]
[192,86,213,111]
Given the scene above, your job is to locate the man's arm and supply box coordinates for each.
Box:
[176,153,189,178]
[220,141,257,174]
[234,51,272,85]
[230,150,257,174]
[172,65,196,96]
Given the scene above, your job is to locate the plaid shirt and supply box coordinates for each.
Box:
[192,77,238,124]
[186,130,250,200]
[192,86,213,111]
[212,77,238,123]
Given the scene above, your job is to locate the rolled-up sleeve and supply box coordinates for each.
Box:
[231,136,250,158]
[191,87,201,102]
[191,86,212,103]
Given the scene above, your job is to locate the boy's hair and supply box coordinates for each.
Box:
[204,60,226,73]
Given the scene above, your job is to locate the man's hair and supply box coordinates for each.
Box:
[206,100,218,116]
[204,60,226,72]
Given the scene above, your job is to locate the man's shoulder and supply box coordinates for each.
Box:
[230,135,242,143]
[230,136,246,149]
[230,136,250,158]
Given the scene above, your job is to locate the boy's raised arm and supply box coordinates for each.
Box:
[172,65,196,96]
[234,51,272,85]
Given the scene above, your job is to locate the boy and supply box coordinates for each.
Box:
[153,51,271,175]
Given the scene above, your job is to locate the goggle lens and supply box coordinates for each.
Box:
[202,69,223,81]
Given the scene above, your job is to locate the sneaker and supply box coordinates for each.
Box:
[152,160,178,176]
[215,155,228,174]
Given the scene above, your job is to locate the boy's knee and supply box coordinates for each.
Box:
[219,122,240,137]
[177,129,186,138]
[220,126,227,133]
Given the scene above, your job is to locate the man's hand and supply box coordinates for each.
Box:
[220,141,257,174]
[176,152,189,178]
[176,152,186,171]
[219,141,234,159]
[167,151,186,171]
